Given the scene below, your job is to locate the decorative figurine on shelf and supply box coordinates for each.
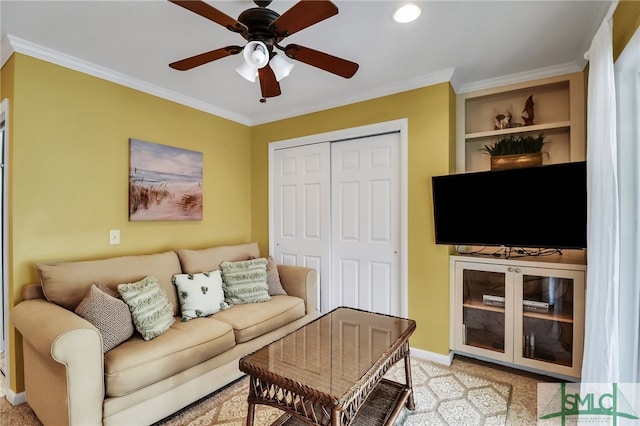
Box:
[494,112,512,130]
[522,95,535,126]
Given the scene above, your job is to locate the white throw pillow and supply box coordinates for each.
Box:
[173,270,228,321]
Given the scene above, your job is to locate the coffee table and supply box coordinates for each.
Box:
[239,307,416,426]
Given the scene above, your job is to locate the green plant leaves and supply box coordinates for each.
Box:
[481,133,546,156]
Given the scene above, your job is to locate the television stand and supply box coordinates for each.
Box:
[450,253,586,379]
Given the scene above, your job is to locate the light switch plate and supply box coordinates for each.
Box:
[109,230,120,245]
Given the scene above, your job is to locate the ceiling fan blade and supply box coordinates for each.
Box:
[258,65,281,98]
[169,46,242,71]
[169,0,247,34]
[269,0,338,37]
[284,44,359,78]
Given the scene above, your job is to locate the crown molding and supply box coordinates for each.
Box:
[1,37,14,68]
[251,67,456,125]
[454,62,585,94]
[4,35,455,126]
[3,34,587,125]
[2,35,252,125]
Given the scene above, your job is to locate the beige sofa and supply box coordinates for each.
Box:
[11,242,317,426]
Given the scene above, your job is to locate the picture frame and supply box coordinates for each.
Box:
[129,138,203,221]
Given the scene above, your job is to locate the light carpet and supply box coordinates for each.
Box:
[155,358,512,426]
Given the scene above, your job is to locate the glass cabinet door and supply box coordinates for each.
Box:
[516,269,584,375]
[460,266,509,357]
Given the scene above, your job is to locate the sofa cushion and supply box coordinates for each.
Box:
[172,270,229,321]
[104,317,236,397]
[211,295,305,343]
[177,242,260,274]
[118,276,175,341]
[75,284,134,353]
[36,251,182,315]
[220,258,270,305]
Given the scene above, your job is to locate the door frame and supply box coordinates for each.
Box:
[1,98,9,380]
[268,119,409,317]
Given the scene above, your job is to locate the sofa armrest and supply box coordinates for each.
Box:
[276,265,318,315]
[11,299,104,425]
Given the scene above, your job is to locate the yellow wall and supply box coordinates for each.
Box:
[2,54,253,391]
[250,83,456,355]
[613,0,640,61]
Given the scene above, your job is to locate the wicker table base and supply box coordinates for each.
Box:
[239,307,416,426]
[271,379,412,426]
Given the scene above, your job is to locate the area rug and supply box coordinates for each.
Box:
[155,358,512,426]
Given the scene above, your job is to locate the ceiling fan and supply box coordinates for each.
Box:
[168,0,359,102]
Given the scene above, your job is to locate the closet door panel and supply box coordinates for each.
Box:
[273,143,331,313]
[331,133,401,316]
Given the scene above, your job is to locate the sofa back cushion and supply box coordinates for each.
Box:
[177,242,260,274]
[36,251,182,315]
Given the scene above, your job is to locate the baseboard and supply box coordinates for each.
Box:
[5,388,26,406]
[410,347,454,366]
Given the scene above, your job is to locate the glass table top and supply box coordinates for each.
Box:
[240,307,416,399]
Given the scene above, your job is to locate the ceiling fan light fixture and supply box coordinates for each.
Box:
[270,53,295,81]
[236,41,269,82]
[244,41,269,68]
[236,60,258,82]
[393,4,421,23]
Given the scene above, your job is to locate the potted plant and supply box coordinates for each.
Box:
[481,133,547,170]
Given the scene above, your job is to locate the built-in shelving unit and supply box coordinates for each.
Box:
[456,72,585,172]
[450,72,588,379]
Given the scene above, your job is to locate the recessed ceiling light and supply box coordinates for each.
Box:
[394,4,421,23]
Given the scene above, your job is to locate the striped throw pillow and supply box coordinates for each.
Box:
[220,258,270,305]
[118,276,175,340]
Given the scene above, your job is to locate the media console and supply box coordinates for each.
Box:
[450,252,586,379]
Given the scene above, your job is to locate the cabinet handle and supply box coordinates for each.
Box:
[508,267,514,272]
[515,268,521,273]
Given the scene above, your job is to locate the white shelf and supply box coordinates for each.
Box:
[465,121,571,141]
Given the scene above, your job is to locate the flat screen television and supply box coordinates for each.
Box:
[432,161,587,249]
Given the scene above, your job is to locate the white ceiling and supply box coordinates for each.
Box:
[1,0,612,125]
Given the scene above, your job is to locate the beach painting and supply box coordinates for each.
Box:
[129,139,203,221]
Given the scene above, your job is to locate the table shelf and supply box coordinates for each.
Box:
[276,379,410,426]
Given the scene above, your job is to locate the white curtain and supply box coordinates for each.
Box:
[615,26,640,383]
[581,18,620,383]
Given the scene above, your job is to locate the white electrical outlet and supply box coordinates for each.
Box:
[109,230,120,245]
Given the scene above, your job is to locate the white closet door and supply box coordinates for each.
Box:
[331,133,401,316]
[272,143,331,313]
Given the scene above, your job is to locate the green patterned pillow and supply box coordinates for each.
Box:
[117,276,175,341]
[220,258,270,305]
[172,270,229,321]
